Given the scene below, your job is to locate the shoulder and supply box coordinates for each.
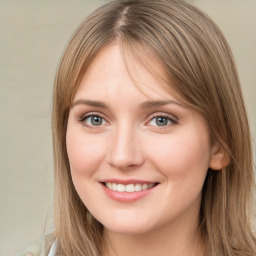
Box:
[14,234,56,256]
[13,239,43,256]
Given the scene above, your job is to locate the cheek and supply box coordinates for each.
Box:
[144,130,211,221]
[146,129,211,182]
[66,125,106,177]
[66,124,107,208]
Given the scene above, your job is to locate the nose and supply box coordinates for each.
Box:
[107,123,144,171]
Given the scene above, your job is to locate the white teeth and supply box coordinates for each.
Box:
[106,182,112,189]
[116,184,126,192]
[135,184,142,191]
[142,184,147,190]
[105,183,155,192]
[126,184,135,192]
[112,183,117,191]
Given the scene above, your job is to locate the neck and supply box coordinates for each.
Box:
[101,215,205,256]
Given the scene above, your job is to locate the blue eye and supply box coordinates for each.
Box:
[148,115,175,127]
[82,115,106,127]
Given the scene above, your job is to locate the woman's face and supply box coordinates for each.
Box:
[66,43,218,235]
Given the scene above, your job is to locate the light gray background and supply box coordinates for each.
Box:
[1,1,255,255]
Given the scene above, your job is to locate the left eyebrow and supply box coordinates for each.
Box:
[139,100,185,109]
[71,99,108,108]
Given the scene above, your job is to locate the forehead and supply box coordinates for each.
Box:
[74,43,182,103]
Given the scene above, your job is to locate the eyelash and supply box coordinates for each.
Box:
[78,112,178,128]
[146,113,178,127]
[78,112,108,128]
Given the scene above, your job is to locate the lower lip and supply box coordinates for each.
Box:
[101,183,157,203]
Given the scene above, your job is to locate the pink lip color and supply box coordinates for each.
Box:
[100,181,157,203]
[100,179,157,185]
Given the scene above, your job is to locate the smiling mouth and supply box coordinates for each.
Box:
[102,182,158,193]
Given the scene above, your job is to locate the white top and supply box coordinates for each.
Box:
[48,241,57,256]
[14,236,56,256]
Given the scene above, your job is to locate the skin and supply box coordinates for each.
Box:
[66,43,224,256]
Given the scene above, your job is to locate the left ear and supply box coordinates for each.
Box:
[209,142,230,170]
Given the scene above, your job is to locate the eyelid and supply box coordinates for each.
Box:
[78,112,109,127]
[145,112,178,126]
[77,111,178,128]
[79,111,100,120]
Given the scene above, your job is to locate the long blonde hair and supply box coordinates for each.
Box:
[51,0,255,255]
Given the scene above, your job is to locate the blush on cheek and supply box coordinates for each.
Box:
[68,146,97,176]
[66,131,107,177]
[150,133,210,181]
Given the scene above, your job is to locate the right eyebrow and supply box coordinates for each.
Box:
[139,100,185,109]
[71,99,107,108]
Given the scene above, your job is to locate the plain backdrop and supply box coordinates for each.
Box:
[0,0,255,255]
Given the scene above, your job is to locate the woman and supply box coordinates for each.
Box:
[48,0,256,255]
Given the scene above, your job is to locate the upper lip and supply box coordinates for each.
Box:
[100,179,159,185]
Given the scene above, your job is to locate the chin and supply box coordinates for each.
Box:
[105,224,153,235]
[100,216,156,235]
